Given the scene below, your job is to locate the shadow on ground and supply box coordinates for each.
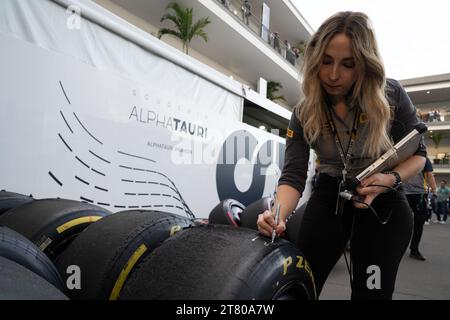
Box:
[320,222,450,300]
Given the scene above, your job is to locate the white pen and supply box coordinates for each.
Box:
[271,202,280,243]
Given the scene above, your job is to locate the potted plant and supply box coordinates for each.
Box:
[158,2,211,55]
[427,131,446,164]
[267,81,286,103]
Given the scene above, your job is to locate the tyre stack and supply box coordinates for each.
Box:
[0,191,315,300]
[0,190,111,299]
[0,191,65,299]
[55,210,194,300]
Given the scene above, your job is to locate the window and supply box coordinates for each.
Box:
[242,99,288,137]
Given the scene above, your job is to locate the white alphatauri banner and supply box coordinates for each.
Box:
[0,0,312,218]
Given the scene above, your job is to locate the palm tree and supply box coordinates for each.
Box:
[158,2,211,55]
[428,131,446,151]
[267,81,286,103]
[427,131,447,163]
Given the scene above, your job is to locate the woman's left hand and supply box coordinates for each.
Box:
[353,173,395,209]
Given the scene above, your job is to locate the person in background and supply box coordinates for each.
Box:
[282,39,291,59]
[293,47,300,59]
[241,0,251,26]
[433,110,441,122]
[287,48,297,65]
[273,32,281,54]
[436,180,450,224]
[425,187,437,224]
[427,110,433,122]
[403,157,436,261]
[220,0,230,10]
[269,32,275,47]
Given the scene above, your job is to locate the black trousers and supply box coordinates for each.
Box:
[296,174,413,300]
[406,194,427,252]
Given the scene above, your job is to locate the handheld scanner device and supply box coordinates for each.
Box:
[344,124,427,192]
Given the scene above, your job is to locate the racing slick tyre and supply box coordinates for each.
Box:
[0,190,34,216]
[121,224,317,300]
[0,199,111,261]
[55,210,194,300]
[285,203,307,246]
[208,199,245,226]
[0,226,64,290]
[0,256,68,300]
[239,196,273,230]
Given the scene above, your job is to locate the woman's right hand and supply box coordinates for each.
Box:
[257,210,286,237]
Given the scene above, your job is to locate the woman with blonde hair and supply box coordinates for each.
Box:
[257,11,427,299]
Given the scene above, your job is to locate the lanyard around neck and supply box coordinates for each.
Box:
[324,105,360,181]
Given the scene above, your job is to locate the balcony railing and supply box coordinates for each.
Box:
[429,163,450,176]
[216,0,304,68]
[418,109,450,124]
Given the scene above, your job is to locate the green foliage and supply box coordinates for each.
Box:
[158,2,211,55]
[293,41,306,56]
[267,81,286,103]
[427,131,446,150]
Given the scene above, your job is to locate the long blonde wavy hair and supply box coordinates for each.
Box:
[296,11,393,158]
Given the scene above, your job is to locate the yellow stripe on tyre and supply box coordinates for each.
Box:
[109,244,148,300]
[56,216,103,234]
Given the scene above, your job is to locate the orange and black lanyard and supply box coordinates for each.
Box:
[324,106,361,183]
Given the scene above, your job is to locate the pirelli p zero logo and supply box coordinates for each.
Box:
[286,129,294,138]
